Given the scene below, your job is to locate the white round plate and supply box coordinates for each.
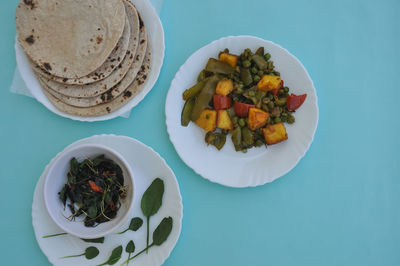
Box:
[32,135,182,266]
[15,0,164,122]
[165,35,319,188]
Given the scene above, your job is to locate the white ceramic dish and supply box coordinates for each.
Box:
[165,35,319,188]
[43,144,134,239]
[15,0,164,122]
[32,135,183,266]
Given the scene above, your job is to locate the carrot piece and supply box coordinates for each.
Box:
[88,180,104,193]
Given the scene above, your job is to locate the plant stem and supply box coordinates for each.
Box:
[61,253,84,259]
[117,228,128,234]
[146,216,150,254]
[42,232,67,238]
[121,244,154,265]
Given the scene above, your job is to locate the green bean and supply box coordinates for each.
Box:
[267,61,274,72]
[267,101,274,108]
[205,58,235,74]
[227,107,236,118]
[242,60,251,68]
[181,97,195,126]
[248,90,255,97]
[182,78,208,101]
[251,67,258,74]
[231,116,238,125]
[232,127,242,150]
[240,67,253,86]
[273,71,280,76]
[205,132,226,150]
[280,116,287,122]
[242,127,254,146]
[190,75,220,121]
[257,70,264,77]
[197,70,207,82]
[262,104,269,112]
[264,53,271,61]
[274,117,281,123]
[252,54,267,70]
[255,47,264,56]
[253,75,261,83]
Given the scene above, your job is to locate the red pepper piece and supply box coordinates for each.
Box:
[213,94,232,110]
[233,102,255,117]
[287,93,307,111]
[88,180,104,193]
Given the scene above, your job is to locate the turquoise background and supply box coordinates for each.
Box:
[1,0,399,265]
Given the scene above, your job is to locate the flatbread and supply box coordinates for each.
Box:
[45,38,149,107]
[15,0,126,79]
[39,0,143,98]
[33,15,131,85]
[41,49,151,117]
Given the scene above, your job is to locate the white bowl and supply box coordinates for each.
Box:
[43,144,134,239]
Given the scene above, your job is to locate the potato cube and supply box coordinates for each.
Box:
[219,53,238,67]
[263,123,288,145]
[217,110,233,130]
[216,79,234,96]
[257,75,282,92]
[195,109,217,132]
[248,108,269,130]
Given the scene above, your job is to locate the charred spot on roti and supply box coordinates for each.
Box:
[136,55,139,60]
[124,91,132,98]
[106,107,111,113]
[63,67,67,72]
[23,0,36,9]
[96,36,103,44]
[43,63,52,71]
[111,64,114,69]
[110,58,116,62]
[126,50,131,55]
[140,39,145,44]
[25,35,35,44]
[62,78,68,82]
[142,75,147,80]
[130,54,133,60]
[138,16,144,29]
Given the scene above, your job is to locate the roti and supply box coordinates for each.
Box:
[39,0,143,98]
[41,49,151,117]
[44,38,150,107]
[33,15,131,85]
[15,0,126,79]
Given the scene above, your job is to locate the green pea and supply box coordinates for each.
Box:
[280,116,287,122]
[224,48,229,53]
[232,116,238,125]
[283,86,289,93]
[255,140,264,147]
[248,90,255,97]
[253,75,261,82]
[274,117,281,123]
[281,112,288,117]
[242,60,251,68]
[264,53,271,61]
[241,148,248,153]
[251,67,258,74]
[267,101,274,108]
[238,118,246,127]
[268,93,274,100]
[287,115,295,124]
[257,70,264,77]
[279,89,284,94]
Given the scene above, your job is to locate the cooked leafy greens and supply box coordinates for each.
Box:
[58,155,127,227]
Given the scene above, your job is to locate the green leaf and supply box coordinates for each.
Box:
[125,240,135,253]
[81,237,104,243]
[153,217,173,246]
[129,217,143,231]
[85,247,99,260]
[140,178,164,217]
[87,205,97,219]
[97,245,122,265]
[70,157,79,175]
[62,246,99,260]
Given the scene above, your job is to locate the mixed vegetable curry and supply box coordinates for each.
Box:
[181,47,307,152]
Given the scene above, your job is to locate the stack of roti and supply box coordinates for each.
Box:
[15,0,151,117]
